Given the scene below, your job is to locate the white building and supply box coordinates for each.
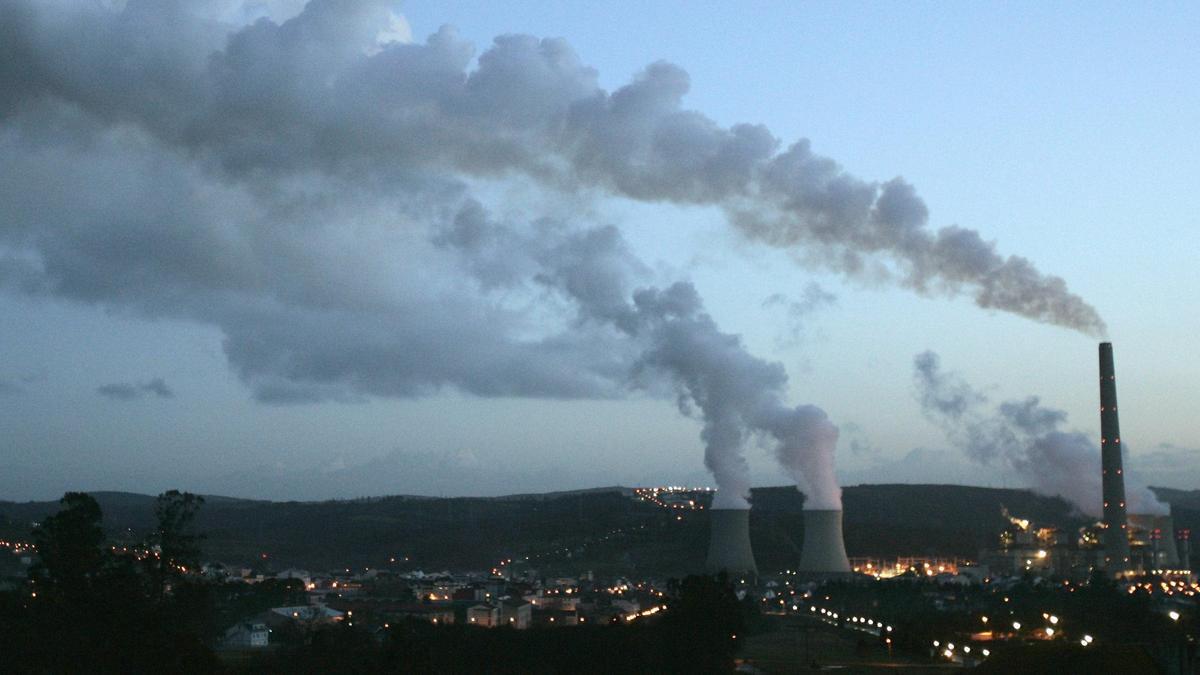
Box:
[221,622,270,649]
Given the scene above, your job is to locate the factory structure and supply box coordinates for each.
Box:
[704,342,1189,581]
[981,343,1192,579]
[1096,342,1190,576]
[797,509,851,576]
[1098,341,1133,570]
[704,504,851,579]
[705,508,758,576]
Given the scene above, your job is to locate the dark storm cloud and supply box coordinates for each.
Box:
[0,0,1104,341]
[912,351,1165,516]
[97,378,175,401]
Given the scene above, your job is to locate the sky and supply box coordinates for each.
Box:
[0,1,1197,505]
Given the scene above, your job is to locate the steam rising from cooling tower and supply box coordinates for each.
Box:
[435,203,843,511]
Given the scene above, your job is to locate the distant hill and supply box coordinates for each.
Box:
[0,483,1181,576]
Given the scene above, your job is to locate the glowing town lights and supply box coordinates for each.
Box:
[1169,611,1181,621]
[981,616,988,624]
[1045,628,1055,637]
[943,649,953,658]
[1049,615,1059,625]
[947,643,955,651]
[932,640,940,647]
[1036,549,1048,559]
[963,646,971,654]
[1012,622,1022,630]
[982,649,990,657]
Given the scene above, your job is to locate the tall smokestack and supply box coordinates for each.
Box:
[1099,342,1131,571]
[797,509,851,576]
[706,509,758,576]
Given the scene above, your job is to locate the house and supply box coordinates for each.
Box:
[268,605,344,625]
[467,604,500,627]
[221,622,270,649]
[500,598,532,629]
[393,604,455,625]
[533,607,579,627]
[276,568,313,587]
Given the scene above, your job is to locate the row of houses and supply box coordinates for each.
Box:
[217,568,671,650]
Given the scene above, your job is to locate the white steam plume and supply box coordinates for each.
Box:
[437,203,843,509]
[0,0,1104,338]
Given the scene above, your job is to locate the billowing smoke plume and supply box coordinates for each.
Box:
[0,0,1103,338]
[437,202,842,509]
[0,2,1094,502]
[913,351,1166,516]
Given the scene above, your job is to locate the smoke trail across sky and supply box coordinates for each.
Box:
[0,1,1109,499]
[912,351,1165,516]
[0,0,1103,338]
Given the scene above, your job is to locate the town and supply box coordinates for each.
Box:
[3,483,1198,672]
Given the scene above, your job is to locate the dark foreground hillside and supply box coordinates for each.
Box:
[3,484,1191,575]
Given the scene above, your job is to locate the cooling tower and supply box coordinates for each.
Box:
[1099,342,1131,571]
[797,509,851,575]
[706,509,758,575]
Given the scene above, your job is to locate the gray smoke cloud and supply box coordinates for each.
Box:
[437,201,842,509]
[913,351,1165,516]
[97,378,175,401]
[0,0,1103,338]
[762,283,836,347]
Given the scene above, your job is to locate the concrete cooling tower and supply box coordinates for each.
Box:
[797,509,851,575]
[706,509,758,575]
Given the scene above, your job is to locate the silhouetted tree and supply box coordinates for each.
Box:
[1,491,218,673]
[29,492,104,602]
[146,490,205,600]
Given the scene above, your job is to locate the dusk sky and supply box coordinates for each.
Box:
[1,1,1196,504]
